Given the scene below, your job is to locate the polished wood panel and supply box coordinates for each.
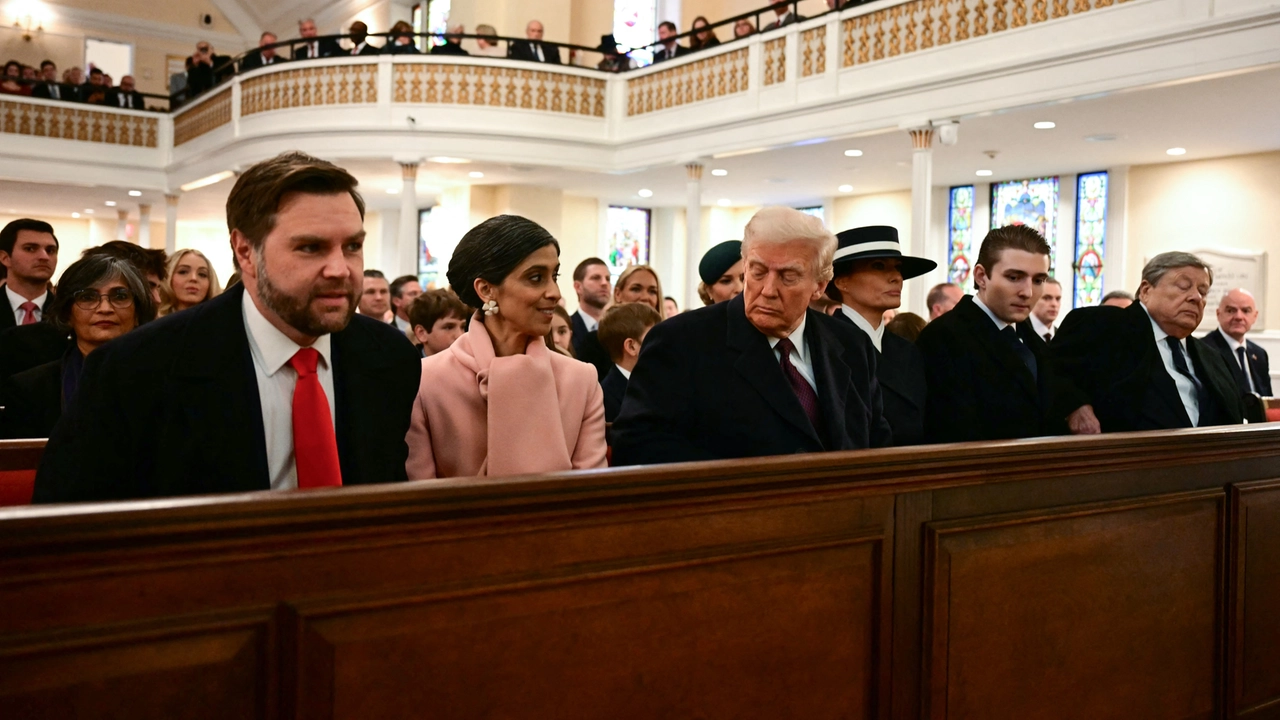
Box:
[2,426,1280,718]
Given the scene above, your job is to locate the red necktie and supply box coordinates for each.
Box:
[776,337,820,430]
[19,301,38,325]
[289,348,342,488]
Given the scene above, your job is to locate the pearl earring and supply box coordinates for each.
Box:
[482,299,499,316]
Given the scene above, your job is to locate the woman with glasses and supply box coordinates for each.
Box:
[0,254,155,439]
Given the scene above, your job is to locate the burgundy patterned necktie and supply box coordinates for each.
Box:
[776,337,819,429]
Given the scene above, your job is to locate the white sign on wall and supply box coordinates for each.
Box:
[1191,247,1267,332]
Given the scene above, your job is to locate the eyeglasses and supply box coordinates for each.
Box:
[73,288,135,310]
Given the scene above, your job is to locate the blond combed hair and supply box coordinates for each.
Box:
[742,206,837,285]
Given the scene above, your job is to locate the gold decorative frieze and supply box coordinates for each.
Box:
[173,89,231,145]
[241,64,377,116]
[1,99,159,148]
[393,63,605,118]
[840,0,1133,69]
[626,48,749,116]
[764,38,787,85]
[801,27,826,77]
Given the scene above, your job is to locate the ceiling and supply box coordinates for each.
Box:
[3,62,1279,224]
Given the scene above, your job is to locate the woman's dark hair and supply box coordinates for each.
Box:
[446,215,560,308]
[48,254,157,333]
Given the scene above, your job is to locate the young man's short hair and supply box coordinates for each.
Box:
[408,289,469,331]
[975,224,1051,275]
[363,268,386,279]
[598,302,662,363]
[225,151,364,250]
[0,218,58,255]
[390,274,419,298]
[573,257,607,283]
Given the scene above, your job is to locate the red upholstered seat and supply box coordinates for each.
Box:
[1266,408,1280,423]
[0,470,35,506]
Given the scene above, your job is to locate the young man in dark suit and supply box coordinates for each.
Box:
[569,257,613,380]
[1055,254,1259,431]
[1201,288,1271,398]
[916,225,1086,443]
[30,60,74,102]
[827,226,932,446]
[613,207,892,465]
[507,20,561,64]
[651,21,689,63]
[0,218,58,330]
[34,152,422,503]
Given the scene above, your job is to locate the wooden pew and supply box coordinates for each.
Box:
[1,426,1278,719]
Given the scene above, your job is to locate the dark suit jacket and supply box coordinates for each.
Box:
[0,322,70,382]
[763,12,804,31]
[32,285,422,503]
[31,82,78,102]
[833,309,926,446]
[916,295,1069,443]
[238,51,287,72]
[601,365,627,423]
[293,38,343,60]
[1201,328,1272,397]
[427,42,464,56]
[0,284,54,330]
[508,40,562,64]
[1054,302,1251,431]
[652,44,690,63]
[571,311,613,381]
[612,295,892,465]
[103,88,146,109]
[0,355,64,439]
[347,41,383,56]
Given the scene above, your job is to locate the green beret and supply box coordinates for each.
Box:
[698,240,742,285]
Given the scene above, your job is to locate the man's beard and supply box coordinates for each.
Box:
[256,256,357,337]
[582,290,609,310]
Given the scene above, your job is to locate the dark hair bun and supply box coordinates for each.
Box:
[446,215,560,308]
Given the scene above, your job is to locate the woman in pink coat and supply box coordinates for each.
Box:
[405,215,608,479]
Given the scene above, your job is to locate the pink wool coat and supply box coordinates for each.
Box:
[405,316,608,480]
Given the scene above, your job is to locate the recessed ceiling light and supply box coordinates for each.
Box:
[844,149,863,157]
[84,209,94,214]
[1085,133,1119,142]
[638,188,653,198]
[428,156,471,164]
[180,171,235,192]
[104,200,117,207]
[976,170,993,177]
[468,171,485,179]
[717,198,731,206]
[1033,121,1056,130]
[128,190,142,197]
[1167,147,1187,156]
[71,212,80,218]
[838,184,853,193]
[710,169,728,177]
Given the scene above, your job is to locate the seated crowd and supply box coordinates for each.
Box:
[0,151,1270,505]
[1,59,147,109]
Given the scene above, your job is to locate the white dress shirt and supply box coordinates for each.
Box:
[579,311,599,333]
[767,315,816,392]
[242,295,337,490]
[1030,314,1056,342]
[615,364,631,380]
[1144,304,1200,426]
[972,294,1012,332]
[842,305,885,353]
[1218,328,1255,393]
[393,314,412,335]
[6,286,47,324]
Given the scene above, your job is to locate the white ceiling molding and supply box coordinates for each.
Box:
[313,0,386,33]
[206,0,265,42]
[47,4,247,50]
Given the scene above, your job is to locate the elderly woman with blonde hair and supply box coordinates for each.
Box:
[158,248,222,316]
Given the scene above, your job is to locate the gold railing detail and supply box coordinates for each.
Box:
[392,64,605,117]
[764,38,787,85]
[801,27,827,77]
[626,48,749,116]
[173,89,230,145]
[241,64,377,116]
[1,100,159,147]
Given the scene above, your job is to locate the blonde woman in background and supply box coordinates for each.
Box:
[611,264,665,319]
[158,249,222,316]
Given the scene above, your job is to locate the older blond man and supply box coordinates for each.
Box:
[612,207,891,465]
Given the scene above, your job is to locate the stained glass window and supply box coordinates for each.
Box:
[1073,171,1108,308]
[947,185,975,291]
[606,206,651,282]
[417,207,442,288]
[991,177,1060,273]
[424,0,451,50]
[614,0,657,66]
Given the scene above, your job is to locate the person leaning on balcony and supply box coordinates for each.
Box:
[473,24,505,57]
[0,61,29,96]
[383,20,423,54]
[294,18,342,60]
[733,19,757,39]
[105,76,145,110]
[508,20,561,64]
[185,42,232,96]
[689,16,721,50]
[404,214,607,480]
[596,34,633,73]
[31,60,73,101]
[762,0,805,30]
[346,21,382,55]
[241,32,287,72]
[652,21,689,63]
[429,24,470,56]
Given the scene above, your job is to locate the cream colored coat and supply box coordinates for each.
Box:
[405,316,608,480]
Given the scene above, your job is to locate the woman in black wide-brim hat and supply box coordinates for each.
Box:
[826,225,936,446]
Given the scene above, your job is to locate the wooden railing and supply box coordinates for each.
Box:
[1,425,1278,718]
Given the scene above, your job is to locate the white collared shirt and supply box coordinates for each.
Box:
[1030,314,1056,342]
[242,294,337,490]
[972,294,1013,332]
[352,41,368,55]
[842,305,884,353]
[6,286,47,324]
[1145,303,1200,426]
[767,315,816,392]
[615,364,631,380]
[1218,328,1255,393]
[393,314,411,335]
[578,310,599,333]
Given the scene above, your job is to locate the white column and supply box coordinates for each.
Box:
[684,162,704,310]
[116,209,129,241]
[907,127,935,315]
[1105,165,1130,296]
[398,161,420,278]
[137,203,151,248]
[164,194,179,254]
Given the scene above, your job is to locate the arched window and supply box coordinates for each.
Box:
[615,0,658,66]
